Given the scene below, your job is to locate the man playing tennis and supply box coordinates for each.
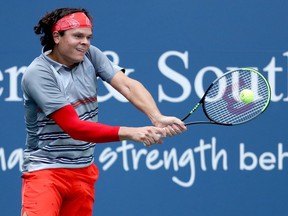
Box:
[21,7,186,216]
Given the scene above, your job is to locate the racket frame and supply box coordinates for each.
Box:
[182,68,271,126]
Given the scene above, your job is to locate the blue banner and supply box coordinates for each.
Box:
[0,1,287,215]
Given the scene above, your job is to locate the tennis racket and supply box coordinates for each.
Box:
[182,68,271,126]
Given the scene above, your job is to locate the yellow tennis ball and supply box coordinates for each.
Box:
[240,89,254,104]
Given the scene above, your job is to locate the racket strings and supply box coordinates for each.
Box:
[204,69,270,125]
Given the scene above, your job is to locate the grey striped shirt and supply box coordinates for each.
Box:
[21,45,122,172]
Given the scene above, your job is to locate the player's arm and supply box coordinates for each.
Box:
[109,71,187,135]
[49,104,166,146]
[49,105,120,143]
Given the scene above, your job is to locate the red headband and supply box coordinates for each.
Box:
[52,12,92,32]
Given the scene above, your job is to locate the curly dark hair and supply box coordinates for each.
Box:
[34,8,93,50]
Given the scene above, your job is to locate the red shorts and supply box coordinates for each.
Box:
[21,164,99,216]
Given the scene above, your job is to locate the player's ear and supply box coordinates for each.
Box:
[52,31,61,44]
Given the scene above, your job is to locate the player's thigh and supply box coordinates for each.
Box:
[59,182,95,216]
[59,164,99,216]
[21,172,63,216]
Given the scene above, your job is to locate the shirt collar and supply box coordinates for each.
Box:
[41,46,63,71]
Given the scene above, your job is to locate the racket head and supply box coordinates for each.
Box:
[202,68,271,125]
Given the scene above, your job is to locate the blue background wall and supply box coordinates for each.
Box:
[0,1,287,215]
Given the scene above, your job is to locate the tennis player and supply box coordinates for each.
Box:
[21,7,186,216]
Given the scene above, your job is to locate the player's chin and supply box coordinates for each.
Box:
[74,51,86,61]
[73,56,85,63]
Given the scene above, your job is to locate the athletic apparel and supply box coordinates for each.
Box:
[50,104,120,143]
[21,164,99,216]
[21,45,123,173]
[52,12,92,32]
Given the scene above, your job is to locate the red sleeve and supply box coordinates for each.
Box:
[49,105,120,143]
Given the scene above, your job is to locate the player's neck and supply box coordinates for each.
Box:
[47,50,76,69]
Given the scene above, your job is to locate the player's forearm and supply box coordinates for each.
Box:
[123,80,162,124]
[50,105,120,143]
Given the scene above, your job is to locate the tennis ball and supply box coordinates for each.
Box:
[240,89,254,104]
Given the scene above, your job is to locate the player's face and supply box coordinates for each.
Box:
[52,28,92,68]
